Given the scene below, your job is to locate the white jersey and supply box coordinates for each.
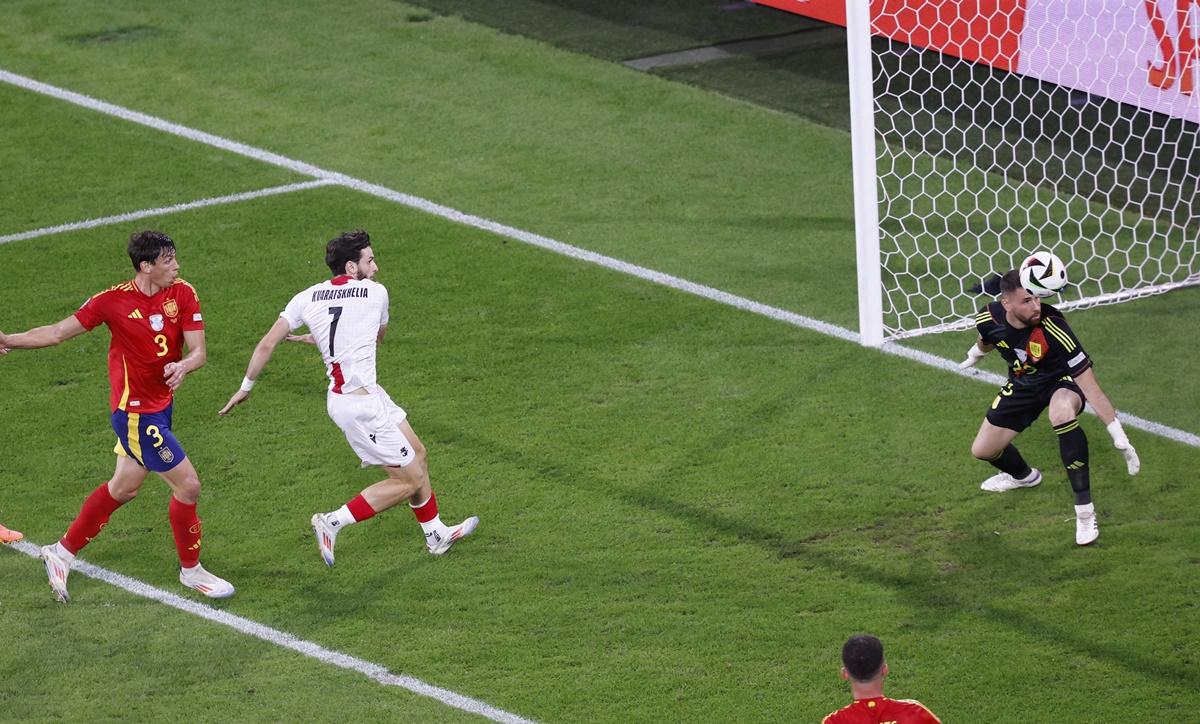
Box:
[280,276,389,394]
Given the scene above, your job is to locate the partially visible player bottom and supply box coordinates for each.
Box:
[0,522,23,544]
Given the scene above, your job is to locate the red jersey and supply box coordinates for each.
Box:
[74,278,204,413]
[823,696,941,724]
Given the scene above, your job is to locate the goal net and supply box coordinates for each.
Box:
[844,0,1200,342]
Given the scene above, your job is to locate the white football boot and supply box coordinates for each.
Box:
[179,563,235,598]
[311,513,339,567]
[980,468,1042,492]
[1075,503,1099,546]
[427,516,480,556]
[41,542,74,603]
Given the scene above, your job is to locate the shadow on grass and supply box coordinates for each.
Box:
[431,392,1196,692]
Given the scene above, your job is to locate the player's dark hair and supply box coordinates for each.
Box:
[999,269,1025,295]
[326,229,372,275]
[128,230,176,272]
[842,635,885,682]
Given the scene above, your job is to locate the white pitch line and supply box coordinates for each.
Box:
[4,540,535,724]
[0,180,336,245]
[1,67,1195,449]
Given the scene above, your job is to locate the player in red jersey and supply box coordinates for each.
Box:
[824,635,940,724]
[0,230,233,602]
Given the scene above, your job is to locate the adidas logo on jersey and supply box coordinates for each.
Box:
[127,309,144,319]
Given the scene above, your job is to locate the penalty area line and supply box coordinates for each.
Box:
[4,540,536,724]
[1,67,1195,450]
[0,180,337,245]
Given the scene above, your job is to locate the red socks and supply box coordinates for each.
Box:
[410,491,439,523]
[346,494,378,522]
[61,483,206,568]
[169,497,202,568]
[62,482,124,554]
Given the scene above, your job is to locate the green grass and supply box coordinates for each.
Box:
[0,561,480,723]
[0,0,861,330]
[656,33,853,128]
[0,1,1198,722]
[0,84,302,232]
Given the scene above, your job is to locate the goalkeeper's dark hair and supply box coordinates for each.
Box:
[326,229,372,275]
[842,634,885,682]
[127,230,176,272]
[998,269,1025,295]
[970,270,1022,296]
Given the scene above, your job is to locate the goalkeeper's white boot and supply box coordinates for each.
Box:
[311,512,339,567]
[427,516,479,555]
[1075,503,1099,546]
[980,468,1042,492]
[179,563,235,599]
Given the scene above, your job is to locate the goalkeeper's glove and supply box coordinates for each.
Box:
[1106,419,1141,475]
[959,343,987,369]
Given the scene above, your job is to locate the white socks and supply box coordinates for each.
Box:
[328,506,357,529]
[54,541,76,563]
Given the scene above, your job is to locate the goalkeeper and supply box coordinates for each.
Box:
[959,270,1140,545]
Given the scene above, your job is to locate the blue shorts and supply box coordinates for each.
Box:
[111,404,187,472]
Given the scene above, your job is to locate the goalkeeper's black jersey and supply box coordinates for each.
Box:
[974,301,1092,389]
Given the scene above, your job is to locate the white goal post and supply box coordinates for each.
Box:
[845,0,1200,345]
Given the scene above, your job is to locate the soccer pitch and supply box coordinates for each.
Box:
[1,2,1197,721]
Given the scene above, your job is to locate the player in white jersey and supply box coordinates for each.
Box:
[218,230,478,564]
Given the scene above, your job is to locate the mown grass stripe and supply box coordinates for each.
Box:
[5,540,536,724]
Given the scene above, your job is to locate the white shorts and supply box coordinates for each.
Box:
[326,386,414,468]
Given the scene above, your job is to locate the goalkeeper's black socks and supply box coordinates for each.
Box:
[1054,418,1092,505]
[987,444,1034,479]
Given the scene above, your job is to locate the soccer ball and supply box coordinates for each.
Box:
[1019,251,1068,297]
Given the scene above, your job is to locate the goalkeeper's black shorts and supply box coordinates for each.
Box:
[985,375,1085,433]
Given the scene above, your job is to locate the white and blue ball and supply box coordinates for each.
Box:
[1019,251,1068,297]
